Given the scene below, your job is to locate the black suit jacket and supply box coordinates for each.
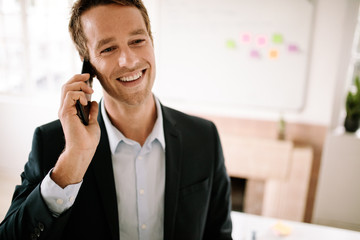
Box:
[0,104,232,240]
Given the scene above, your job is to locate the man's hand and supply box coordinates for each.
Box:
[52,73,101,188]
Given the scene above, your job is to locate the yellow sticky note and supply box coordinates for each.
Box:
[272,221,292,236]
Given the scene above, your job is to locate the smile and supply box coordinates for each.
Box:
[117,71,143,82]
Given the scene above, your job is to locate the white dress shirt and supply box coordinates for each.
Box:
[40,96,165,240]
[101,97,165,240]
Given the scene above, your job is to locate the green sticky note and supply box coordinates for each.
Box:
[272,34,283,44]
[226,39,236,49]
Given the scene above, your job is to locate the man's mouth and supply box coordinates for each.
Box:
[117,70,144,82]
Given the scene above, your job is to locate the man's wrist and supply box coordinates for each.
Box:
[51,150,89,188]
[40,169,82,217]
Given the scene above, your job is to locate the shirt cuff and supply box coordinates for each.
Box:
[40,169,82,217]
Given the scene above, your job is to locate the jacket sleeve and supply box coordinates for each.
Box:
[0,126,72,240]
[203,122,233,240]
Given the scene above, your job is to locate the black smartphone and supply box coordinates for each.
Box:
[76,60,94,126]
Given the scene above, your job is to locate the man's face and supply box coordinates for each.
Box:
[81,4,155,106]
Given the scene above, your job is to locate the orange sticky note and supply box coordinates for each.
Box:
[269,49,278,59]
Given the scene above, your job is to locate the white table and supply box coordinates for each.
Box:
[231,211,360,240]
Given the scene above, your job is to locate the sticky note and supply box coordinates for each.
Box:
[272,221,292,236]
[242,33,251,43]
[250,49,261,59]
[272,34,284,44]
[288,44,299,52]
[269,49,279,59]
[257,36,267,46]
[226,39,236,49]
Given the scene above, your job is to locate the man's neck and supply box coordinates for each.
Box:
[103,94,157,146]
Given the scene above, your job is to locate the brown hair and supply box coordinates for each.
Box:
[69,0,153,60]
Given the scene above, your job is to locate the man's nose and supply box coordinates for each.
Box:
[118,48,139,69]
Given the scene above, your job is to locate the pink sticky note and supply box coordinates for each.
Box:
[242,33,251,43]
[257,36,267,46]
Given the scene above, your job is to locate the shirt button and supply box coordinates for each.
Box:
[139,189,145,195]
[141,224,147,230]
[69,196,75,202]
[56,198,64,205]
[138,156,143,160]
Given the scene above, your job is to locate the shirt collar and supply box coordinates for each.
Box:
[101,95,165,154]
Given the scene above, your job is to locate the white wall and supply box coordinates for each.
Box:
[0,95,58,173]
[149,0,353,126]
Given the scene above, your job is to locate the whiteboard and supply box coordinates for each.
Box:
[155,0,315,112]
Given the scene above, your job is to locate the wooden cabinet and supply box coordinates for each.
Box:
[222,134,313,221]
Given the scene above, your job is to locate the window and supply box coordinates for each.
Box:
[335,4,360,135]
[348,13,360,87]
[0,0,79,95]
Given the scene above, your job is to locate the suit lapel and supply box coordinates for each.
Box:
[91,104,119,240]
[162,105,182,240]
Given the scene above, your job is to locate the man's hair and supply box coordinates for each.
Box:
[69,0,153,60]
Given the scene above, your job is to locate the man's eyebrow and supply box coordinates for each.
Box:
[95,29,147,51]
[95,37,116,51]
[130,29,147,36]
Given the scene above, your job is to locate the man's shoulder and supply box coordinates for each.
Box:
[34,119,64,142]
[37,119,62,132]
[29,120,65,168]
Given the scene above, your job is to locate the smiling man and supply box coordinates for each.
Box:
[0,1,232,240]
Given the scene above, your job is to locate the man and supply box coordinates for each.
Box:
[0,0,232,239]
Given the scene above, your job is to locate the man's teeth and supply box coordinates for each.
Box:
[119,71,143,82]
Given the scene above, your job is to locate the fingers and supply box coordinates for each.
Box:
[59,73,95,121]
[61,74,93,104]
[65,91,88,108]
[67,73,90,84]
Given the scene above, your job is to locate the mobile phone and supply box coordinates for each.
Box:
[76,60,94,126]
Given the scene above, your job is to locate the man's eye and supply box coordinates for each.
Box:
[101,47,115,53]
[131,39,145,45]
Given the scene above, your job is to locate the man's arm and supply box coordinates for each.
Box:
[203,122,233,240]
[0,74,100,240]
[52,73,100,188]
[0,126,73,240]
[41,170,82,217]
